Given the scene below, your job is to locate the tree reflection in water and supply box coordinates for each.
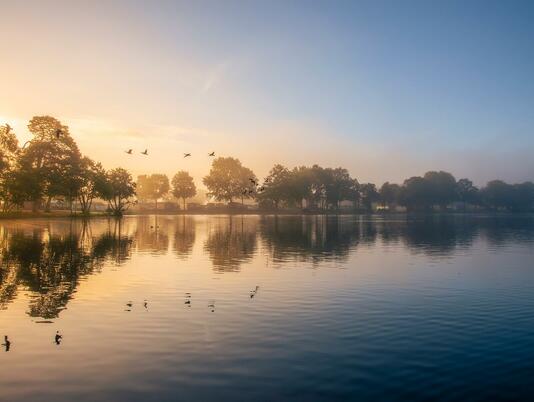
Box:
[1,215,533,317]
[0,219,133,318]
[173,216,196,259]
[204,216,257,272]
[260,215,361,265]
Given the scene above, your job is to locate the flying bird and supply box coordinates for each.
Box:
[208,152,215,157]
[141,149,148,155]
[125,149,133,154]
[184,153,191,158]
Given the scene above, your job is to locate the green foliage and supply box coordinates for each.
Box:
[203,157,256,203]
[0,124,20,211]
[100,168,136,216]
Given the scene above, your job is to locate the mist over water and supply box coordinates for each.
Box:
[1,214,534,401]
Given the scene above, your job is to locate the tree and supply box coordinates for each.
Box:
[399,176,432,211]
[324,167,357,209]
[359,183,380,212]
[136,174,170,209]
[287,166,314,208]
[171,171,197,210]
[100,168,136,216]
[257,164,291,209]
[379,182,401,210]
[203,157,255,203]
[0,123,20,211]
[423,171,458,210]
[456,178,479,208]
[18,116,82,211]
[480,180,534,211]
[238,165,257,204]
[76,158,107,214]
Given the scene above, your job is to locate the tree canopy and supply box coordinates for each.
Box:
[171,171,197,209]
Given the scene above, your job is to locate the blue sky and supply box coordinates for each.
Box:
[1,0,533,185]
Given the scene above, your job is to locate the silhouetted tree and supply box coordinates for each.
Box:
[100,168,136,216]
[456,178,479,209]
[257,164,291,209]
[424,171,458,210]
[203,157,255,203]
[399,176,432,211]
[0,123,20,211]
[360,183,380,211]
[75,158,108,214]
[171,171,197,210]
[379,182,401,210]
[18,116,82,211]
[136,174,169,210]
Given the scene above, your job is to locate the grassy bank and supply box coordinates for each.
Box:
[0,211,108,220]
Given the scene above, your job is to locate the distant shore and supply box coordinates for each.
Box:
[1,210,533,220]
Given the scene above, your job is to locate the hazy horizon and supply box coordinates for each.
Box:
[2,0,534,187]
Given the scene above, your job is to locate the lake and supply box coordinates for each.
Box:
[1,214,534,401]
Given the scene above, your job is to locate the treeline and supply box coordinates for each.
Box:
[0,116,136,215]
[1,116,534,215]
[201,161,534,212]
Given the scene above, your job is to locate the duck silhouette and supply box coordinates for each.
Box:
[2,335,10,351]
[208,151,215,157]
[141,149,148,155]
[125,149,133,154]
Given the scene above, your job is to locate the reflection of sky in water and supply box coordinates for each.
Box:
[1,215,534,401]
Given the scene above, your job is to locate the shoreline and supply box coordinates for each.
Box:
[1,210,533,220]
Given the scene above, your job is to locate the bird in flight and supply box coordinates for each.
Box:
[125,149,133,154]
[184,153,191,158]
[141,149,148,155]
[208,152,215,157]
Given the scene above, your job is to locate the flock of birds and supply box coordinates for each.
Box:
[126,146,272,194]
[124,148,213,158]
[5,122,273,195]
[2,287,260,352]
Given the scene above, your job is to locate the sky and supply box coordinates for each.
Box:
[1,0,533,187]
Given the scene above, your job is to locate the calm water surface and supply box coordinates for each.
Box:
[1,214,534,401]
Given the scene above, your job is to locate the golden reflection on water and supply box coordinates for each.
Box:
[1,215,534,402]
